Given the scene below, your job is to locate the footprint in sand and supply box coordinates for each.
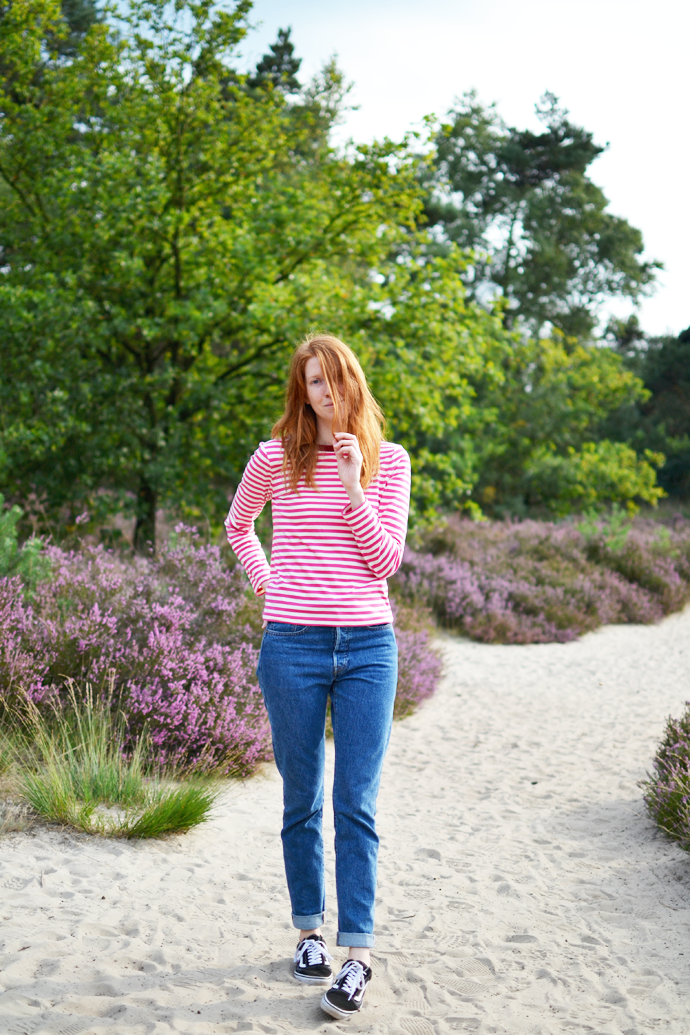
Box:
[401,1018,435,1035]
[6,1023,39,1035]
[3,877,33,890]
[375,950,415,964]
[443,957,495,997]
[403,988,432,1012]
[444,975,490,995]
[434,935,467,950]
[367,981,398,1003]
[625,971,663,996]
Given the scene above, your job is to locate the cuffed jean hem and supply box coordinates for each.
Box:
[336,932,375,948]
[292,912,325,930]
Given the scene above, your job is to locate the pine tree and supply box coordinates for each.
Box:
[249,27,301,92]
[58,0,103,56]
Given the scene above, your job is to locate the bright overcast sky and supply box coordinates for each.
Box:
[241,0,688,337]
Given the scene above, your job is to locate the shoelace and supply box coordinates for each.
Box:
[294,938,333,967]
[333,959,366,999]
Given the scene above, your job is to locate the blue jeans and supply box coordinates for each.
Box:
[257,622,398,948]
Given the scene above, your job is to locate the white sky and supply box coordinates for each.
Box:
[241,0,689,337]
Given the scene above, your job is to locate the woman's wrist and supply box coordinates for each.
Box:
[346,486,366,513]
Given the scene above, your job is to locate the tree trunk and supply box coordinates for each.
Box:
[134,477,157,554]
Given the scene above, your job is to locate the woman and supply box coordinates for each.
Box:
[225,334,410,1020]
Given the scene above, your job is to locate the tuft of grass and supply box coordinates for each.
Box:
[21,767,98,829]
[119,783,217,839]
[0,732,15,777]
[3,685,218,839]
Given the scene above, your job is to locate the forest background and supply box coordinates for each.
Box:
[1,0,689,552]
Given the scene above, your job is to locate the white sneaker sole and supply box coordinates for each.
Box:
[320,993,362,1019]
[293,970,332,986]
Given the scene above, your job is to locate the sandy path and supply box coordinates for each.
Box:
[1,609,689,1035]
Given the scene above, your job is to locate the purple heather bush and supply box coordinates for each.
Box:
[643,704,690,852]
[389,599,442,720]
[393,514,690,644]
[0,528,270,775]
[0,526,444,775]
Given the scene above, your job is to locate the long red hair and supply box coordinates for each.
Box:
[272,334,385,490]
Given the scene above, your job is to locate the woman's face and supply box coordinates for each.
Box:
[305,356,336,422]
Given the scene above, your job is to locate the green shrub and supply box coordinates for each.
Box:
[0,494,49,591]
[5,685,218,838]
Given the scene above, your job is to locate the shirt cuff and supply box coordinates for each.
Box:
[342,497,378,532]
[245,560,272,595]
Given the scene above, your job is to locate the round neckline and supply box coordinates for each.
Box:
[316,444,335,452]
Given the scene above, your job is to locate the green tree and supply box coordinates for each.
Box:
[0,3,666,536]
[57,0,103,55]
[0,0,102,68]
[603,318,690,499]
[424,92,660,337]
[467,333,664,515]
[349,249,510,521]
[248,26,301,92]
[0,0,429,548]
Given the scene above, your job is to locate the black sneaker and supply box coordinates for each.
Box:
[293,935,333,985]
[320,959,372,1018]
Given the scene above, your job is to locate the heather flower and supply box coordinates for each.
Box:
[393,515,690,644]
[390,599,443,719]
[0,529,271,775]
[0,525,444,775]
[642,704,690,852]
[0,576,50,699]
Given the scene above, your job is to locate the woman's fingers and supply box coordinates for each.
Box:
[333,436,362,494]
[333,433,362,462]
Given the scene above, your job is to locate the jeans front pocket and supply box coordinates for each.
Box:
[264,621,309,637]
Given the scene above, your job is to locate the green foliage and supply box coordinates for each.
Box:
[0,0,427,546]
[0,494,49,589]
[56,0,104,56]
[576,503,633,551]
[0,3,665,532]
[424,92,660,337]
[5,686,218,837]
[248,26,301,92]
[603,319,690,500]
[349,249,512,520]
[119,783,218,839]
[466,334,661,515]
[0,497,23,576]
[0,727,13,775]
[524,441,664,516]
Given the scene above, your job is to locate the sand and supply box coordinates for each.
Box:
[1,608,690,1035]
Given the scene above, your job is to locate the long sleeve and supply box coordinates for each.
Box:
[342,446,411,579]
[224,443,273,594]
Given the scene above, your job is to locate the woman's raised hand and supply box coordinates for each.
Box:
[333,432,366,512]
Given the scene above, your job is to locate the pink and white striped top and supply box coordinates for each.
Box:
[225,438,411,626]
